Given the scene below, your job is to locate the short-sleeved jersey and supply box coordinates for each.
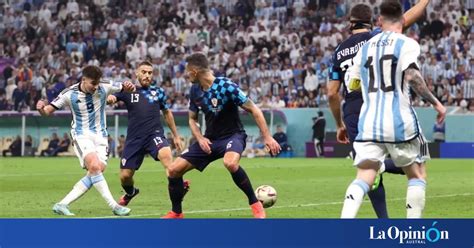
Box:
[346,31,421,143]
[50,82,123,137]
[115,85,169,138]
[329,28,382,114]
[189,77,248,140]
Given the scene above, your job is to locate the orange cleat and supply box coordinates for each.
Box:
[183,179,190,197]
[161,211,184,219]
[251,201,266,219]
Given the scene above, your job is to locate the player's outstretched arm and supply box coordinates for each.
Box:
[106,95,117,104]
[163,109,183,151]
[404,68,446,123]
[241,100,281,156]
[328,80,349,144]
[403,0,430,28]
[36,99,56,116]
[121,81,136,93]
[188,110,212,154]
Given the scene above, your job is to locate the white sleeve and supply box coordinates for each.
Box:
[50,90,70,110]
[400,39,421,71]
[101,81,123,95]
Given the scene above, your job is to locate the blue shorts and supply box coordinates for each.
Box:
[180,132,247,172]
[120,134,170,170]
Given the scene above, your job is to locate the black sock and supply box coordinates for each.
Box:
[231,167,258,205]
[367,176,388,218]
[168,177,184,214]
[122,185,135,196]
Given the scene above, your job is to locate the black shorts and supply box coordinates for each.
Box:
[120,134,170,170]
[180,132,247,172]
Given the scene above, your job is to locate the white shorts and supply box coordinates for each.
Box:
[71,132,109,168]
[354,135,430,168]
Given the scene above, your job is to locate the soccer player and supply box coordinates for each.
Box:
[341,0,446,218]
[328,0,430,218]
[36,65,136,216]
[106,61,187,206]
[162,53,281,219]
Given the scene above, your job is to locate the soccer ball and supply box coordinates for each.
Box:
[255,185,277,208]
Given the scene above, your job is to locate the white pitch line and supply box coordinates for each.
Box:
[93,192,474,219]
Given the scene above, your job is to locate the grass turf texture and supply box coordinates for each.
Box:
[0,158,472,218]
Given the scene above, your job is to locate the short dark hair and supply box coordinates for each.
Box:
[137,61,153,68]
[350,4,372,22]
[380,0,403,22]
[185,53,210,70]
[82,65,102,81]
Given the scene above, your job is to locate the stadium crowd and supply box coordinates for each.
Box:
[0,0,473,112]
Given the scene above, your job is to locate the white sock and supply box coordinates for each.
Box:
[341,179,370,218]
[59,176,92,205]
[406,179,426,218]
[91,173,118,209]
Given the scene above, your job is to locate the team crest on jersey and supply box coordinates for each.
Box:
[121,158,127,166]
[211,98,218,107]
[151,90,156,96]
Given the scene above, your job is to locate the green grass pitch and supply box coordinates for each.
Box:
[0,157,472,218]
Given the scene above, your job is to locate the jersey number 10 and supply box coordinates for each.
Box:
[364,55,396,93]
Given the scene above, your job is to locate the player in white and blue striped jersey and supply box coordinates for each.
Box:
[36,65,136,216]
[341,0,446,219]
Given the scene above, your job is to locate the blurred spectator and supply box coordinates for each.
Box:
[24,134,35,156]
[2,135,21,157]
[50,133,71,156]
[0,0,471,111]
[108,135,116,158]
[12,80,29,111]
[312,111,326,157]
[273,125,290,152]
[40,133,59,157]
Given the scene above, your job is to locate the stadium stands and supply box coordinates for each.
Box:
[0,0,472,113]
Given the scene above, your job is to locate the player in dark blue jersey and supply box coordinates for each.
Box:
[162,53,281,219]
[107,61,186,206]
[328,0,429,218]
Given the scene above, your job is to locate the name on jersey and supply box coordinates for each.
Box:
[337,41,366,60]
[370,39,394,48]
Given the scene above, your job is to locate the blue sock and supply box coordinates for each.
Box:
[231,167,258,205]
[168,177,184,214]
[367,175,388,218]
[80,175,93,189]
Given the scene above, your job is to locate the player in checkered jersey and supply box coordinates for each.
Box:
[161,53,281,219]
[36,65,135,216]
[106,61,189,207]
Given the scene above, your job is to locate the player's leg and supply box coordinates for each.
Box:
[118,168,139,206]
[88,135,130,215]
[162,140,216,218]
[344,113,388,218]
[53,137,95,216]
[162,157,194,218]
[223,151,265,218]
[156,146,191,196]
[117,139,145,206]
[221,133,264,218]
[388,137,428,218]
[341,142,385,218]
